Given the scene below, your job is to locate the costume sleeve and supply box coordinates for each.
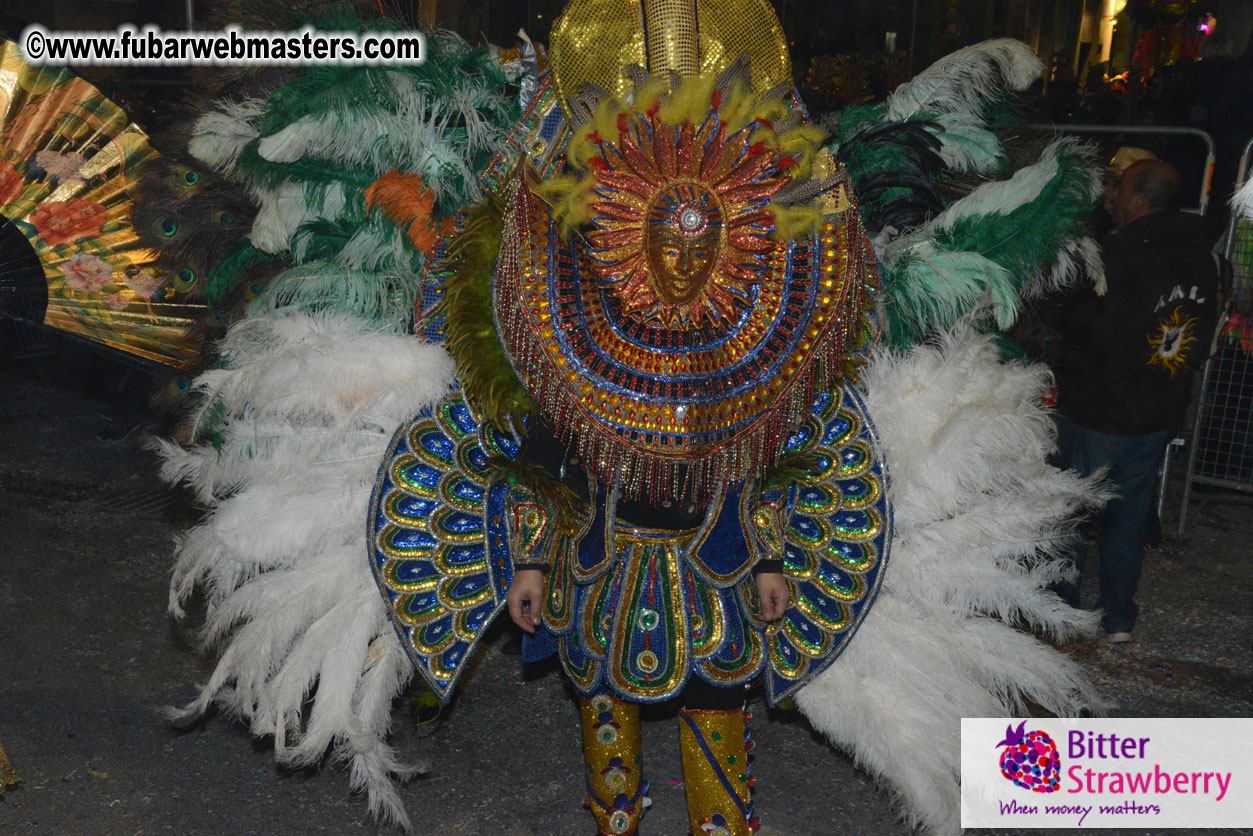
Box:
[510,423,592,572]
[743,489,790,576]
[507,488,557,573]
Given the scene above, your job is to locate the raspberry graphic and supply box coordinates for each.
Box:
[995,721,1061,793]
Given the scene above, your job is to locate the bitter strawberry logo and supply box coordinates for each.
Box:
[996,721,1061,793]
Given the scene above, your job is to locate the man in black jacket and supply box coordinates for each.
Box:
[1053,159,1220,643]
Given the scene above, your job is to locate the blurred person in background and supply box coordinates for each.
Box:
[1052,159,1223,643]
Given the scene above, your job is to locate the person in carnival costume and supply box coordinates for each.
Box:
[151,1,1111,833]
[386,2,893,832]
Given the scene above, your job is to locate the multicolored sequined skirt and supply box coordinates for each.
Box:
[369,383,891,706]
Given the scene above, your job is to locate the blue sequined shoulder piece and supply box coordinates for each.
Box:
[751,383,893,705]
[368,395,520,702]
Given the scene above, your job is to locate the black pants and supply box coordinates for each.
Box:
[588,676,744,710]
[679,676,746,710]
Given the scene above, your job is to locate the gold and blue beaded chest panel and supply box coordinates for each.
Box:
[493,179,871,503]
[550,380,891,705]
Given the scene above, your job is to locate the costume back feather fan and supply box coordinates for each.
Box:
[156,27,1106,835]
[155,313,456,830]
[798,322,1104,835]
[154,16,523,829]
[827,39,1100,348]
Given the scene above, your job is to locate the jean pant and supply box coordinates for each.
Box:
[1054,417,1170,633]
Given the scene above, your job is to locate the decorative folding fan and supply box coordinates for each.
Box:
[0,40,203,367]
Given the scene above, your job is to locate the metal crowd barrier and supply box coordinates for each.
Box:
[1177,136,1253,533]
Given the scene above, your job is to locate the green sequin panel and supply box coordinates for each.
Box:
[686,566,727,660]
[606,540,690,699]
[544,532,576,634]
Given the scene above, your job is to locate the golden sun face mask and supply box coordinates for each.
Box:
[645,185,723,307]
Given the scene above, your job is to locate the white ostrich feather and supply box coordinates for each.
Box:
[158,312,451,496]
[931,112,1005,174]
[1052,234,1104,295]
[248,180,347,255]
[887,39,1042,122]
[1233,175,1253,219]
[189,99,265,173]
[794,323,1106,836]
[257,113,334,164]
[158,311,455,830]
[933,138,1097,232]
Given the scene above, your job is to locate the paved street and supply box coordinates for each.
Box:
[1,346,1249,836]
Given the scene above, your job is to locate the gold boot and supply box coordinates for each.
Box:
[679,707,759,835]
[0,742,19,795]
[580,693,646,835]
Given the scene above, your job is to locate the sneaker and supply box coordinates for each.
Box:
[1105,631,1134,644]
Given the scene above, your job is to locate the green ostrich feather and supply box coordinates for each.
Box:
[435,187,538,430]
[882,141,1098,346]
[193,19,517,323]
[824,104,887,148]
[293,216,359,264]
[232,25,518,220]
[486,456,586,525]
[826,105,917,186]
[933,150,1094,271]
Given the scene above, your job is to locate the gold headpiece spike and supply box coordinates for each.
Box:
[548,0,793,121]
[643,0,699,78]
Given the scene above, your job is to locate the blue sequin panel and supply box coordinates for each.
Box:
[394,494,438,519]
[485,480,512,600]
[368,393,520,703]
[385,558,440,587]
[379,526,437,555]
[757,383,893,705]
[414,427,455,460]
